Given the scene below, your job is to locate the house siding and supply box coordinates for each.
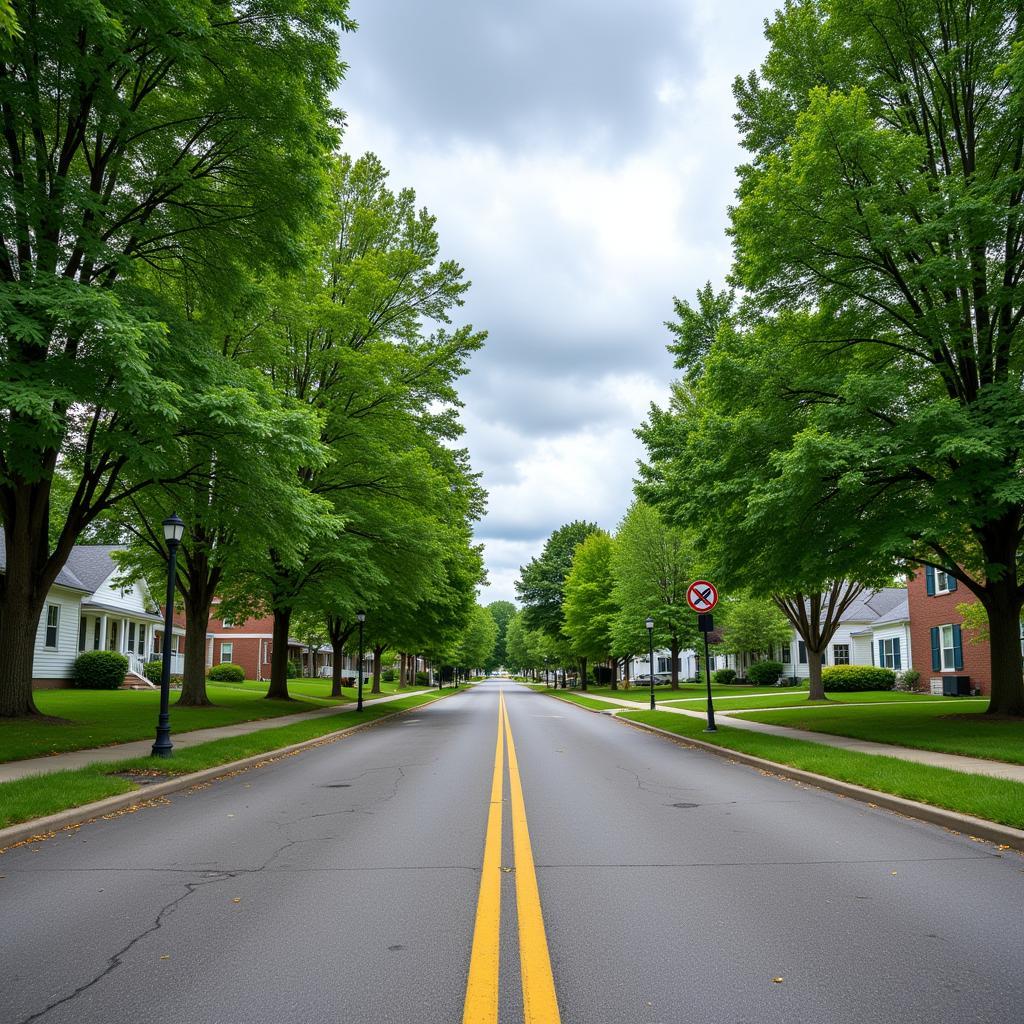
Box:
[907,568,990,695]
[33,587,84,680]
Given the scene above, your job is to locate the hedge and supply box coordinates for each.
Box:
[208,663,246,682]
[72,650,128,689]
[712,668,737,686]
[747,660,784,685]
[821,665,896,692]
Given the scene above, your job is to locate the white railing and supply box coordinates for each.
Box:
[149,651,184,675]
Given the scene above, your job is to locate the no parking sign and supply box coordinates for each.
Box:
[686,580,718,614]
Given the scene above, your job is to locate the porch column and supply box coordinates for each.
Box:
[99,614,108,651]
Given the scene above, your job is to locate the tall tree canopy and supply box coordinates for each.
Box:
[485,600,517,671]
[562,530,617,671]
[642,0,1024,714]
[0,0,350,715]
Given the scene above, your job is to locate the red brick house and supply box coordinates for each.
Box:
[907,566,989,695]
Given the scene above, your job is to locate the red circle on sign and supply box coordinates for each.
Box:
[687,580,718,613]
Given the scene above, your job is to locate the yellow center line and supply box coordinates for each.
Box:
[462,691,506,1024]
[501,689,562,1024]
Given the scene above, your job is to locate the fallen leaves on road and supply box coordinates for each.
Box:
[232,898,242,903]
[772,977,784,984]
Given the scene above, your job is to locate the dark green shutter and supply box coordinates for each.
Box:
[878,639,885,667]
[930,627,940,670]
[952,624,963,671]
[925,566,936,596]
[947,575,957,593]
[893,637,902,670]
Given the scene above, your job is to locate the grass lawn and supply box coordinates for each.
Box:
[528,682,791,703]
[0,689,457,830]
[662,690,967,712]
[607,707,1024,830]
[0,678,414,764]
[735,700,1023,764]
[215,676,407,702]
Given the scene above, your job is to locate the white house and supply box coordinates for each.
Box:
[0,539,185,689]
[726,588,911,680]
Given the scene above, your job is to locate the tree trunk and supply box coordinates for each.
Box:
[807,649,826,701]
[983,583,1024,715]
[178,586,213,707]
[372,644,385,694]
[610,657,618,690]
[0,589,45,716]
[266,608,293,700]
[670,638,680,689]
[579,656,588,690]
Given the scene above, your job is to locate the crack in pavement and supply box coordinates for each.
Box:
[15,870,238,1024]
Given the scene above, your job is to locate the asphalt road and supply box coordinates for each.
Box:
[3,680,1023,1023]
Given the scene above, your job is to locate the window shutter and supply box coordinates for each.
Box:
[878,639,885,668]
[947,575,957,593]
[930,627,940,670]
[925,566,936,596]
[952,624,963,671]
[893,637,902,670]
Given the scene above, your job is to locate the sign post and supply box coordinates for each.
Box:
[688,581,719,732]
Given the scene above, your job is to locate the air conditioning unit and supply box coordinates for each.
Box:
[943,675,971,696]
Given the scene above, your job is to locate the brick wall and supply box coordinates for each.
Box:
[907,568,991,695]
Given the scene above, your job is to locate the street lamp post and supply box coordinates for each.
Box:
[152,513,184,758]
[646,616,656,712]
[356,610,365,712]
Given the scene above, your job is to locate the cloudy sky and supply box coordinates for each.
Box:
[336,0,778,603]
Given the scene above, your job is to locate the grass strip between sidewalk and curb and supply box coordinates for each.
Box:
[539,690,1024,846]
[0,689,462,843]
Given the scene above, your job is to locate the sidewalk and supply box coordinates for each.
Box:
[0,690,428,784]
[556,691,1024,784]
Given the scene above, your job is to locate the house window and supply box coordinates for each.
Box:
[93,619,101,650]
[657,656,670,673]
[878,637,902,670]
[833,643,850,665]
[781,643,791,664]
[79,617,87,652]
[220,641,233,663]
[926,565,957,596]
[798,640,807,664]
[222,617,233,629]
[930,624,963,672]
[128,621,136,653]
[44,604,60,649]
[138,624,147,657]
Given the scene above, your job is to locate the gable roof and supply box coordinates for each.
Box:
[840,587,907,623]
[0,535,126,596]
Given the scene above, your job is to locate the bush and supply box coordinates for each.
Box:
[287,660,301,678]
[144,660,163,685]
[778,675,801,687]
[821,665,896,692]
[895,669,921,692]
[712,668,737,686]
[72,650,128,689]
[208,663,245,682]
[415,670,429,685]
[382,668,397,682]
[747,660,784,685]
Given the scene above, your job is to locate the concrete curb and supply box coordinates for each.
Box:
[544,691,1024,854]
[0,689,462,853]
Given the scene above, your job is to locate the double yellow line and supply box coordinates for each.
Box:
[462,690,561,1024]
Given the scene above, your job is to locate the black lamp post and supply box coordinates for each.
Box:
[356,610,365,711]
[646,616,656,711]
[152,513,184,758]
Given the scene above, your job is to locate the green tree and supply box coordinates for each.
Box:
[720,0,1024,714]
[458,604,498,673]
[610,502,698,689]
[716,594,794,660]
[485,600,517,670]
[0,0,350,716]
[563,531,617,684]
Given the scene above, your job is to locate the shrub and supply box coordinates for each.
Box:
[778,675,801,687]
[208,663,246,682]
[382,667,397,682]
[72,650,128,689]
[144,660,163,684]
[747,660,784,685]
[712,668,737,686]
[821,665,896,692]
[895,669,921,692]
[287,660,301,678]
[415,670,429,685]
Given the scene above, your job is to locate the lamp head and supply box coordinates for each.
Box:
[163,513,185,546]
[645,616,654,631]
[356,610,366,624]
